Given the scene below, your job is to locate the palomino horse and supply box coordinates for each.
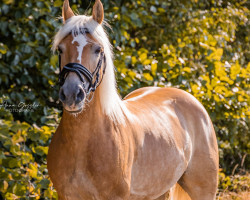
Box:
[47,0,219,199]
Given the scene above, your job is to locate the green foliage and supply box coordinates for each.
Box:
[108,0,250,175]
[0,109,58,199]
[218,171,250,194]
[0,0,249,199]
[0,0,63,125]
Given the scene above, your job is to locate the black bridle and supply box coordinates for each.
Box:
[58,52,106,94]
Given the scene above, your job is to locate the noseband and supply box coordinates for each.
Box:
[58,52,106,94]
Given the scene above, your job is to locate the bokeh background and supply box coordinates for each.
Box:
[0,0,249,199]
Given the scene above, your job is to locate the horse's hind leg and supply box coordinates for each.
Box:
[169,183,191,200]
[176,155,218,200]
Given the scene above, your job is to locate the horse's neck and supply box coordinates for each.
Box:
[60,89,114,141]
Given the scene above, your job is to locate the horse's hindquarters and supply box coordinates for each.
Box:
[125,87,218,199]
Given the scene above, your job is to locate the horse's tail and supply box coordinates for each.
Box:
[169,183,191,200]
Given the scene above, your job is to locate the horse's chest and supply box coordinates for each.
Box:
[48,140,94,199]
[47,133,127,199]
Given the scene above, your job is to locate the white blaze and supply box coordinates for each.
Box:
[72,33,88,63]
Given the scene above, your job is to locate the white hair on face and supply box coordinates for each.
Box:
[71,33,88,63]
[52,15,134,124]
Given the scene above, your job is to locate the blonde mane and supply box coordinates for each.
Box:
[52,15,131,124]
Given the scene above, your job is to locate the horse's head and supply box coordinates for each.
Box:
[54,0,106,113]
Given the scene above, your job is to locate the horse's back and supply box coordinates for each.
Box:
[124,87,217,151]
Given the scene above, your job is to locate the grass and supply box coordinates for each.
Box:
[217,173,250,200]
[217,191,250,200]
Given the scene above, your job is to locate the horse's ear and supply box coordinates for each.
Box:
[92,0,104,24]
[62,0,75,23]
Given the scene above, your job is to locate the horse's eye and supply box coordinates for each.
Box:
[58,48,63,54]
[95,47,101,54]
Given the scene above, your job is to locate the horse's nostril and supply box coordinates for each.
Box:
[76,88,85,104]
[59,89,66,103]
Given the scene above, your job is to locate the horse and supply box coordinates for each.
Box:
[47,0,219,199]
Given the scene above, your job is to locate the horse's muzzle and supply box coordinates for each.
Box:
[59,84,85,113]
